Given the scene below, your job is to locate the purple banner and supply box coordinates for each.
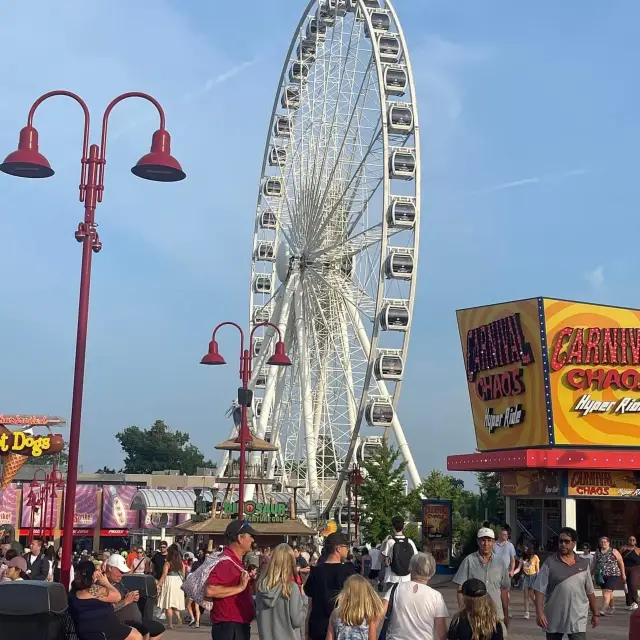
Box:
[21,488,61,529]
[142,510,175,530]
[72,485,98,528]
[0,484,19,526]
[102,485,138,529]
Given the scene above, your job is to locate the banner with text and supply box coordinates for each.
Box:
[501,470,561,497]
[422,500,452,566]
[567,471,640,498]
[0,484,19,526]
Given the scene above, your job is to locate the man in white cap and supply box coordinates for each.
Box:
[106,554,165,640]
[453,527,511,631]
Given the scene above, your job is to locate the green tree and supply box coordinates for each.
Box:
[359,442,414,544]
[477,471,504,524]
[115,420,216,475]
[95,466,118,474]
[411,470,479,546]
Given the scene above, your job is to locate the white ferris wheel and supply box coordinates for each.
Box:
[222,0,421,515]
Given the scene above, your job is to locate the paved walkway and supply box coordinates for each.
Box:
[162,578,634,639]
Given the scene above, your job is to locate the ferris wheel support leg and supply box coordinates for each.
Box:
[216,424,238,483]
[339,310,358,435]
[295,282,319,499]
[345,299,421,489]
[312,352,326,443]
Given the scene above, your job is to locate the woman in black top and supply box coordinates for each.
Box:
[448,579,503,640]
[622,535,640,610]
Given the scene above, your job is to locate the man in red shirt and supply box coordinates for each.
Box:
[205,519,258,640]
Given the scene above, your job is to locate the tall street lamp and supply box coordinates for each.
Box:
[201,321,291,518]
[0,90,186,588]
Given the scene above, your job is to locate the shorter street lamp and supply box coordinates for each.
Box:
[28,465,65,544]
[201,321,291,518]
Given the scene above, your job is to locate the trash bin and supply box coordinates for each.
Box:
[121,574,158,623]
[0,580,68,640]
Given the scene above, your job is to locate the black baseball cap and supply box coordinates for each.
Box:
[225,519,259,540]
[325,532,349,546]
[462,578,487,598]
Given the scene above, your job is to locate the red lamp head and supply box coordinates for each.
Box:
[131,128,185,182]
[267,341,292,366]
[201,340,226,365]
[29,478,40,489]
[0,126,54,178]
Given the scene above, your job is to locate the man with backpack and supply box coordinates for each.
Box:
[202,519,258,639]
[381,516,417,592]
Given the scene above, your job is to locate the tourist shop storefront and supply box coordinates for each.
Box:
[448,298,640,549]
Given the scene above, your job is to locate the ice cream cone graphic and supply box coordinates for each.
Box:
[0,428,33,490]
[0,453,29,489]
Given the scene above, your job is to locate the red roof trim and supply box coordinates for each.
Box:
[447,448,640,471]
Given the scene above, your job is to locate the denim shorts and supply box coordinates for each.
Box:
[521,573,538,589]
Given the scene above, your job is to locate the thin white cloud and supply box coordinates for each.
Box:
[472,168,588,195]
[182,56,263,103]
[110,56,262,140]
[585,265,605,289]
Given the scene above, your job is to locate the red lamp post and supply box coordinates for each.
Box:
[0,90,185,588]
[201,321,291,519]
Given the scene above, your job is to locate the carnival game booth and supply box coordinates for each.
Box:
[448,298,640,550]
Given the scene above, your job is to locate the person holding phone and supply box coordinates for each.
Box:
[105,554,166,639]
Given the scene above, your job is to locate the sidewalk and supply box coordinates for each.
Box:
[161,580,634,639]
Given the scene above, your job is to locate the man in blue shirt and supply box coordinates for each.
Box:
[494,525,517,577]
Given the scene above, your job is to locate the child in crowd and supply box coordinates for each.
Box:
[448,579,503,640]
[327,574,384,640]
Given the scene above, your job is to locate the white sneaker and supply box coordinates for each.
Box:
[524,612,530,619]
[628,604,638,611]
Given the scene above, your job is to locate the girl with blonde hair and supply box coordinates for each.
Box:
[327,574,384,640]
[256,543,308,640]
[448,579,503,640]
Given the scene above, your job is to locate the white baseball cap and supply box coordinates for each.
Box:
[106,553,130,573]
[477,527,495,539]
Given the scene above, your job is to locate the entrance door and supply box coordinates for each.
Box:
[542,500,561,551]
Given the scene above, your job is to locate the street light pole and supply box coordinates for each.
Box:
[201,321,291,519]
[0,90,185,589]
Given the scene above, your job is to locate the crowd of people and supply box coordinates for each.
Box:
[2,520,638,639]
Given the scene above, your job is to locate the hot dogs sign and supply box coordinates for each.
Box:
[0,415,65,489]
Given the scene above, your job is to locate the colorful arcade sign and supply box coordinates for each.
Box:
[457,298,640,451]
[456,299,547,451]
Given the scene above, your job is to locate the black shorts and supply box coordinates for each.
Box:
[127,619,166,638]
[211,621,251,640]
[368,569,380,580]
[601,575,620,591]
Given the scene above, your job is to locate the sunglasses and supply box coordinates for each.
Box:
[558,538,573,545]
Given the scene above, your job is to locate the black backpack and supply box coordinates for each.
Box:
[390,536,413,576]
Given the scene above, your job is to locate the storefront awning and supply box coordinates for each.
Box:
[448,448,640,472]
[130,489,214,514]
[129,489,310,514]
[175,517,315,536]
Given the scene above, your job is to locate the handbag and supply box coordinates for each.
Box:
[379,584,399,640]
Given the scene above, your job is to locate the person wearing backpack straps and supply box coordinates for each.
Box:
[381,516,418,592]
[204,519,259,640]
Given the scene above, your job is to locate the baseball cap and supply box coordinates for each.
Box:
[106,553,131,573]
[462,578,487,598]
[7,556,27,572]
[225,519,259,540]
[325,532,350,547]
[477,527,495,539]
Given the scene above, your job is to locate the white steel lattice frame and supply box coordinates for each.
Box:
[236,0,422,513]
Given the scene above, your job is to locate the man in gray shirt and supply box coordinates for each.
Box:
[534,527,599,640]
[453,527,510,629]
[493,525,517,576]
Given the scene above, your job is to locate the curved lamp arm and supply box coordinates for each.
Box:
[98,92,166,201]
[27,90,91,202]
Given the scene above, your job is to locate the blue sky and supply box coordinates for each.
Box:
[0,1,638,482]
